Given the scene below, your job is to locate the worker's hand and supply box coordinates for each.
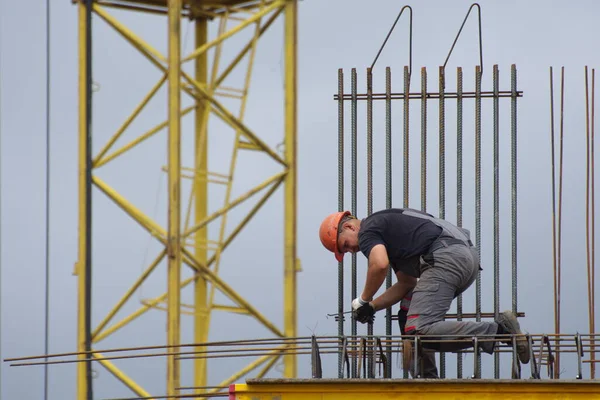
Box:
[351,296,369,311]
[354,303,375,324]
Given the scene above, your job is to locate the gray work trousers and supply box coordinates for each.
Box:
[405,240,499,373]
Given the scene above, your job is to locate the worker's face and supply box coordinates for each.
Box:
[337,223,359,255]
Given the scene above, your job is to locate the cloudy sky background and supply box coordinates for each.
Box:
[2,0,600,398]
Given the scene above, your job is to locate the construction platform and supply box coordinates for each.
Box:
[230,379,600,400]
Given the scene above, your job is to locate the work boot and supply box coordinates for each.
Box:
[496,310,530,364]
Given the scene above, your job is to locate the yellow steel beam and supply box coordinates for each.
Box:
[183,171,287,237]
[92,175,281,344]
[206,1,263,359]
[181,247,285,337]
[92,275,195,344]
[91,249,167,340]
[77,2,91,399]
[212,304,250,314]
[182,1,281,62]
[92,178,286,345]
[205,350,284,395]
[194,14,210,396]
[283,0,297,379]
[182,71,287,166]
[93,176,167,241]
[93,353,153,399]
[92,173,285,339]
[93,73,167,166]
[93,4,166,66]
[94,106,194,168]
[231,380,600,400]
[255,354,281,378]
[166,1,182,397]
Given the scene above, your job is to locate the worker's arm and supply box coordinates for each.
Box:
[371,270,417,312]
[360,244,390,301]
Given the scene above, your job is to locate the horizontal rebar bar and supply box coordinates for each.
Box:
[334,90,523,101]
[7,333,600,370]
[390,312,524,320]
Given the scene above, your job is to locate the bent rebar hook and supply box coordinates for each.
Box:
[442,3,484,82]
[370,5,413,77]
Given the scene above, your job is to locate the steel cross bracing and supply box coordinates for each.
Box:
[72,0,297,399]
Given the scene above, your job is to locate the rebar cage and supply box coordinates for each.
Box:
[333,63,521,379]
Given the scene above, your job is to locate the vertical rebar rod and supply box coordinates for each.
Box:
[475,65,482,376]
[385,66,393,378]
[438,66,446,378]
[351,68,358,378]
[44,0,51,397]
[404,66,410,209]
[403,65,410,380]
[556,66,565,378]
[592,68,597,379]
[511,65,518,317]
[493,64,500,378]
[337,68,344,378]
[366,67,374,377]
[585,66,595,379]
[421,67,427,212]
[456,66,464,379]
[549,66,559,379]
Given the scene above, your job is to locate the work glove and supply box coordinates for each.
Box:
[351,297,369,311]
[354,303,375,324]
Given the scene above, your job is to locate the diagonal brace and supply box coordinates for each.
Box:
[182,247,285,338]
[184,171,287,237]
[181,70,287,166]
[182,1,283,63]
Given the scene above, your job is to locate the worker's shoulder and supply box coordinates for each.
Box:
[361,208,404,226]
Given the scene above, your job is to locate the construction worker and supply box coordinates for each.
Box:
[319,207,531,378]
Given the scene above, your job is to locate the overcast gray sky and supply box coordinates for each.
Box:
[2,0,600,398]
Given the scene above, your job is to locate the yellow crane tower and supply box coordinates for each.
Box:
[73,0,297,398]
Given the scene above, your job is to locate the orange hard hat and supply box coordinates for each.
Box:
[319,211,351,262]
